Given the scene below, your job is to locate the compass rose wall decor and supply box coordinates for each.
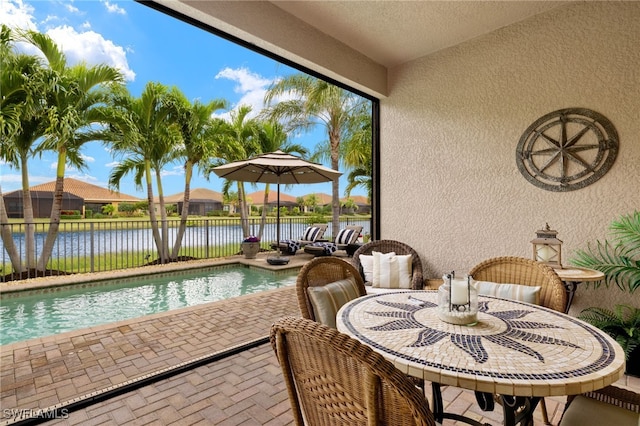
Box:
[516,108,618,192]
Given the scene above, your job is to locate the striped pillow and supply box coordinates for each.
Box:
[307,278,361,328]
[302,226,320,242]
[335,228,356,245]
[373,252,413,289]
[475,281,541,305]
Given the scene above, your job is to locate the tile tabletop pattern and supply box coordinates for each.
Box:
[337,290,626,397]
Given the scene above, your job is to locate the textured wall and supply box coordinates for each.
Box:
[382,2,639,309]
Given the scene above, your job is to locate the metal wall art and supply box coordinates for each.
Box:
[516,108,618,192]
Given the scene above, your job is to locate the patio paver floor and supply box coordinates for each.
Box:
[1,253,638,425]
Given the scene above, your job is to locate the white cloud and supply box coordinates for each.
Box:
[0,1,136,82]
[81,154,95,163]
[0,0,37,30]
[63,3,80,14]
[105,161,120,168]
[160,165,184,178]
[102,1,126,15]
[214,67,275,121]
[46,25,136,81]
[0,172,54,193]
[66,172,99,183]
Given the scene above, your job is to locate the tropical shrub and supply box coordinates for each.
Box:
[572,210,640,294]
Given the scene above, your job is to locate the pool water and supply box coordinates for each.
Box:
[0,265,297,345]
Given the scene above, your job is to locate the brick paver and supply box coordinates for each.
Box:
[1,255,638,425]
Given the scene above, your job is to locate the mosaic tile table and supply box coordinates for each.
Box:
[337,290,626,426]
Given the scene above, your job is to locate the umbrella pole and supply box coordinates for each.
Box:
[276,181,281,257]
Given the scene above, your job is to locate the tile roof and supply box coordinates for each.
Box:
[28,178,140,202]
[246,190,297,205]
[161,188,223,203]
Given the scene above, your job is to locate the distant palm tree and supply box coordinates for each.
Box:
[263,74,371,234]
[169,91,229,259]
[106,82,180,263]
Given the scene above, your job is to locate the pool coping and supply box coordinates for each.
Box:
[0,252,311,296]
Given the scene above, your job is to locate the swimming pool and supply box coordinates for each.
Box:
[0,265,297,345]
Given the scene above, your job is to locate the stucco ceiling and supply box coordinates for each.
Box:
[270,1,567,67]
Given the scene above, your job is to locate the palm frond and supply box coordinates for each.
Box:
[571,211,640,293]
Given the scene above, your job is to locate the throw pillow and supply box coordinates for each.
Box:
[307,278,361,328]
[475,281,542,305]
[335,228,356,245]
[302,226,320,242]
[359,254,375,283]
[372,252,413,289]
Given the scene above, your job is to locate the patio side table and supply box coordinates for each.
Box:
[553,266,605,313]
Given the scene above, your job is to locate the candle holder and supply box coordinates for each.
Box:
[437,272,478,325]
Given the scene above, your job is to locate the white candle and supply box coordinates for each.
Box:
[451,278,469,305]
[537,245,555,262]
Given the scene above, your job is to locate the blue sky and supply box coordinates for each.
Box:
[0,0,367,200]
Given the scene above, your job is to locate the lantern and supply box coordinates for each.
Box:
[531,223,563,268]
[437,271,478,325]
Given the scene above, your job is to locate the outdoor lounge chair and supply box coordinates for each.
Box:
[270,317,436,426]
[303,225,363,257]
[351,239,424,290]
[468,256,567,425]
[559,385,640,426]
[271,223,328,255]
[296,256,366,328]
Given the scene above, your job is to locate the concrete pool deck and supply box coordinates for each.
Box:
[1,251,638,425]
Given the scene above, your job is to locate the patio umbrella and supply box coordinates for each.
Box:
[212,150,341,264]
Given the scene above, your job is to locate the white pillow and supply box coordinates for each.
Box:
[373,252,412,289]
[359,254,374,283]
[475,281,541,305]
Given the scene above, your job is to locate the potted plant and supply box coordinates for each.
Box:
[579,305,640,376]
[241,236,261,259]
[572,210,640,376]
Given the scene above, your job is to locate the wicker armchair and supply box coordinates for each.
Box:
[270,317,436,426]
[469,256,567,424]
[469,256,567,312]
[351,240,424,290]
[296,257,366,324]
[560,385,640,426]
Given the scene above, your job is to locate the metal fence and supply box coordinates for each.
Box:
[0,216,371,281]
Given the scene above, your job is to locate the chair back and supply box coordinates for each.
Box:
[334,225,363,246]
[352,239,424,290]
[303,223,328,243]
[270,317,436,426]
[296,257,366,323]
[469,256,567,312]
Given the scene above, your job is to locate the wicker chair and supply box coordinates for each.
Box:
[469,256,567,425]
[270,317,436,426]
[296,257,366,324]
[351,240,424,290]
[560,385,640,426]
[468,256,567,312]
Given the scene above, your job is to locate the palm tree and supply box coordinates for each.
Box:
[169,91,228,259]
[254,121,307,240]
[210,105,261,238]
[106,82,181,264]
[263,74,371,234]
[12,29,124,271]
[0,25,49,272]
[342,115,373,200]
